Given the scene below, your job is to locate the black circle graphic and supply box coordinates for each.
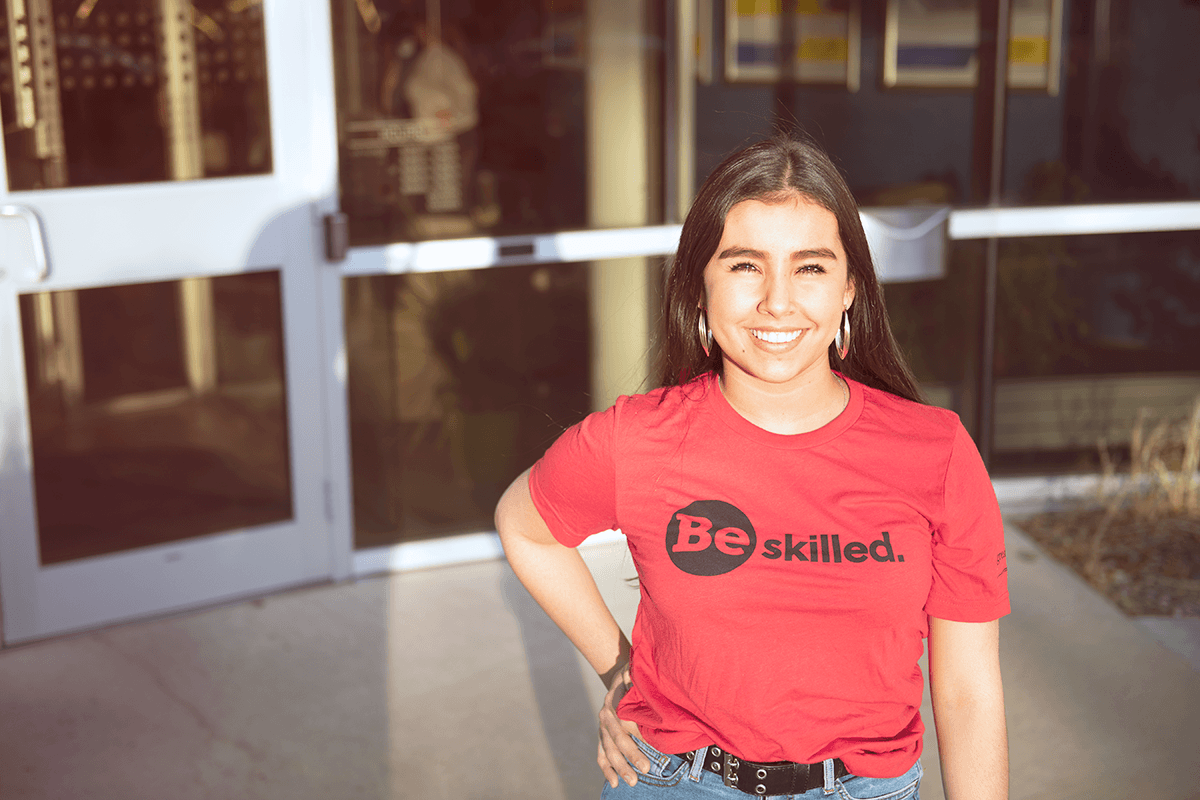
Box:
[665,500,756,576]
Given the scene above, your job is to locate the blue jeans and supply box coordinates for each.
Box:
[601,738,922,800]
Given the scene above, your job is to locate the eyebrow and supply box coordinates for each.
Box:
[717,246,839,261]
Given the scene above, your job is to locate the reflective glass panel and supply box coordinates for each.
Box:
[701,1,1198,206]
[19,271,292,564]
[988,230,1200,473]
[331,0,663,244]
[699,1,981,207]
[0,0,271,190]
[884,239,986,430]
[1003,0,1200,204]
[882,0,1059,92]
[344,262,591,547]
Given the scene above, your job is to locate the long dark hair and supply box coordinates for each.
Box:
[658,135,924,404]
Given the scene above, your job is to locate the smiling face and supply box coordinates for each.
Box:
[702,195,855,393]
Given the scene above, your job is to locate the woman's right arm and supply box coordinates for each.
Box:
[494,468,648,785]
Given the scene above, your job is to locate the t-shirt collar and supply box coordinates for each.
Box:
[703,370,864,449]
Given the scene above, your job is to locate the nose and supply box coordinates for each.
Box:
[759,267,792,317]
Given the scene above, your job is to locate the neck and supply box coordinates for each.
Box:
[718,367,847,436]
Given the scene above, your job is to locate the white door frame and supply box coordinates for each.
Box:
[0,0,352,645]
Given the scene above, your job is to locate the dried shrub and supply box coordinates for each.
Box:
[1020,398,1200,616]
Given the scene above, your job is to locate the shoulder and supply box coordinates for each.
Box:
[551,375,712,452]
[536,377,713,489]
[611,374,714,424]
[849,383,993,512]
[848,381,972,479]
[855,381,963,439]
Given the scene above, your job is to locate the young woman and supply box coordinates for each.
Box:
[496,136,1009,800]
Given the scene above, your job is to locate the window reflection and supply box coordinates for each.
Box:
[344,263,591,547]
[332,0,591,244]
[887,231,1200,474]
[988,231,1200,472]
[697,3,976,208]
[884,239,984,426]
[19,271,293,564]
[883,0,1060,92]
[700,1,1199,208]
[1005,0,1199,204]
[0,0,271,190]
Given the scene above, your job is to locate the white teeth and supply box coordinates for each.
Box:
[752,329,801,344]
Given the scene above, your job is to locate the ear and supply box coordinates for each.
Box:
[843,275,856,310]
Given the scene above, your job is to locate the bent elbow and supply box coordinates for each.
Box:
[494,479,518,541]
[494,469,533,544]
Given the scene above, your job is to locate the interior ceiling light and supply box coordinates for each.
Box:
[74,0,100,22]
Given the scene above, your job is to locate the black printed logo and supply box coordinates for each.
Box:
[665,500,757,576]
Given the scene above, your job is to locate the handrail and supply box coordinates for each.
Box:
[343,200,1200,277]
[0,204,50,282]
[948,200,1200,240]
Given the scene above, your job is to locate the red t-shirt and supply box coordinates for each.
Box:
[529,373,1009,778]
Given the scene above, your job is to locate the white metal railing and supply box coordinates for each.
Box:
[341,225,684,276]
[948,201,1200,240]
[343,200,1200,277]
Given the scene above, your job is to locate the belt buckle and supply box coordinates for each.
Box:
[722,752,741,790]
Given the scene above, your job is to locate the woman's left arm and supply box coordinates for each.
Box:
[928,617,1008,800]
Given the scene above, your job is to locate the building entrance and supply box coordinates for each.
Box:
[0,0,342,644]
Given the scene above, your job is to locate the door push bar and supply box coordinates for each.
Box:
[0,204,50,282]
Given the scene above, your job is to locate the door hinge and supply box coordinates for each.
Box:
[323,212,349,263]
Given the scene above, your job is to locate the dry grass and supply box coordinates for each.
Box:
[1019,398,1200,616]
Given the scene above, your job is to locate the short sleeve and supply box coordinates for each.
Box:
[528,406,619,547]
[924,423,1011,621]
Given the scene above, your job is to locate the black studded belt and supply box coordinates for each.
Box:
[679,746,848,797]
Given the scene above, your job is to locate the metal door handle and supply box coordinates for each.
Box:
[0,204,50,282]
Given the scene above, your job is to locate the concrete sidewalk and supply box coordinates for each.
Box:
[997,524,1200,798]
[0,523,1197,799]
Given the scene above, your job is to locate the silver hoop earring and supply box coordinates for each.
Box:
[698,312,713,358]
[835,308,851,360]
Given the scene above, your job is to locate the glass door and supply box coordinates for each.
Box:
[0,0,342,644]
[329,0,668,561]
